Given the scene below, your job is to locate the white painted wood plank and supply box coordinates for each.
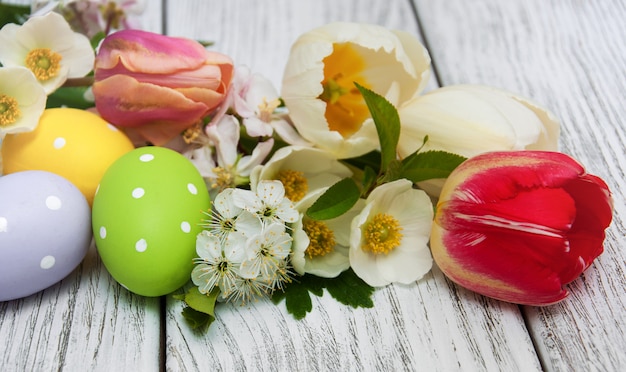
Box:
[0,242,161,371]
[0,2,165,371]
[413,0,626,371]
[164,1,541,371]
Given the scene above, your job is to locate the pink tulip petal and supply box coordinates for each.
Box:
[96,29,209,73]
[93,75,208,145]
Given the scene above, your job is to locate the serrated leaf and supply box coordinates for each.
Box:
[273,270,375,320]
[324,269,374,308]
[400,150,467,182]
[181,307,215,330]
[175,287,219,330]
[306,177,360,220]
[355,83,400,173]
[272,276,324,320]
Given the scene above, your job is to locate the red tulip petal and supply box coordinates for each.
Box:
[433,151,613,306]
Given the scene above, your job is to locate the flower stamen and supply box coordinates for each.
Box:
[363,213,403,255]
[25,48,62,81]
[258,98,281,123]
[276,169,308,202]
[211,167,234,190]
[303,220,336,258]
[0,94,21,127]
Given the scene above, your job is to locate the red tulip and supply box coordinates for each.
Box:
[430,151,613,305]
[93,29,233,145]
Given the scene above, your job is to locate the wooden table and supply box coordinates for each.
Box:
[1,1,625,371]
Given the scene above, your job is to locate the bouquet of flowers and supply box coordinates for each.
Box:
[0,1,614,330]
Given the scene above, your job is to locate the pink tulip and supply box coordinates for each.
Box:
[93,29,233,145]
[430,151,613,305]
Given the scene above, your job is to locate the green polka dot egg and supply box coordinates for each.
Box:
[92,147,210,296]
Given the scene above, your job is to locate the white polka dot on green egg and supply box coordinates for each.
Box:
[92,147,210,297]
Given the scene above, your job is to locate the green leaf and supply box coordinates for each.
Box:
[355,83,400,173]
[400,150,467,183]
[272,269,374,319]
[343,150,381,174]
[361,166,378,195]
[272,275,324,319]
[306,177,360,220]
[46,87,93,110]
[0,4,29,28]
[174,287,219,330]
[324,269,374,308]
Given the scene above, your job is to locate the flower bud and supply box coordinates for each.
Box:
[430,151,613,305]
[93,30,233,145]
[398,85,560,157]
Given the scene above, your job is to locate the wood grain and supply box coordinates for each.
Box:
[1,0,624,371]
[163,1,542,371]
[0,242,161,371]
[414,0,626,370]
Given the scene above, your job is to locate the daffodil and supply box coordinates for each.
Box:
[249,145,352,203]
[350,179,434,287]
[281,22,431,158]
[0,67,47,135]
[0,12,95,95]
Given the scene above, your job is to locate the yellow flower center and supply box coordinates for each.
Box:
[258,98,281,123]
[25,48,62,81]
[0,94,21,127]
[303,220,336,258]
[318,43,371,138]
[277,169,308,202]
[211,167,234,190]
[363,213,403,255]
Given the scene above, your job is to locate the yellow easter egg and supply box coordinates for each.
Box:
[1,108,135,205]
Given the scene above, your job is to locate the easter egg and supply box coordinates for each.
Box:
[92,147,210,297]
[1,108,135,205]
[0,171,92,302]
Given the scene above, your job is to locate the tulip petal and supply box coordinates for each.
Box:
[432,151,613,305]
[93,75,208,145]
[96,29,209,73]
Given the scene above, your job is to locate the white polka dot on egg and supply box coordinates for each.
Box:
[40,255,56,269]
[46,195,62,210]
[132,187,145,199]
[99,226,107,239]
[53,137,66,149]
[180,221,191,233]
[135,238,147,252]
[187,183,198,195]
[0,216,7,232]
[139,154,155,162]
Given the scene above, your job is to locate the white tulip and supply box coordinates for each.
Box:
[397,85,560,196]
[281,22,431,159]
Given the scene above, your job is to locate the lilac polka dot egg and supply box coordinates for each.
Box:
[0,170,92,302]
[92,147,210,297]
